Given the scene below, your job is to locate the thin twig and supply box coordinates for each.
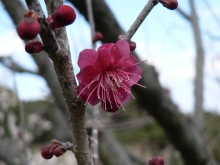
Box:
[11,57,29,165]
[0,57,38,75]
[91,104,100,165]
[122,0,158,41]
[86,0,96,49]
[176,7,191,21]
[85,0,99,164]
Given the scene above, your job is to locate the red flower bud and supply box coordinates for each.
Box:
[17,12,40,40]
[25,40,44,53]
[129,41,136,51]
[47,5,76,29]
[159,0,178,10]
[53,146,66,157]
[41,145,54,159]
[92,31,103,43]
[149,156,164,165]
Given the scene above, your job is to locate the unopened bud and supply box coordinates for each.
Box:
[25,40,44,53]
[159,0,178,10]
[47,5,76,29]
[129,41,136,51]
[17,11,40,40]
[41,145,54,159]
[92,32,103,43]
[149,156,164,165]
[53,146,66,157]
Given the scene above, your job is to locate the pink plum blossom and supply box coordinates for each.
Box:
[76,40,145,112]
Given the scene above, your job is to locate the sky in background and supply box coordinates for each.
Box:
[0,0,220,114]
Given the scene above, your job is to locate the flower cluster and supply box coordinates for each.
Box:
[17,5,76,54]
[76,40,145,112]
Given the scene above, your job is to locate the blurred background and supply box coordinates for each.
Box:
[0,0,220,165]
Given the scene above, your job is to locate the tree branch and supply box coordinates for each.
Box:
[122,0,158,41]
[25,0,91,164]
[0,57,38,75]
[176,7,191,21]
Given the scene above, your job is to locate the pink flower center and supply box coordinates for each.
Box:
[78,64,145,110]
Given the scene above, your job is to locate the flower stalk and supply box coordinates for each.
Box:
[122,0,158,41]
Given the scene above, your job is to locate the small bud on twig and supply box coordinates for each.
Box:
[129,41,136,51]
[92,31,103,43]
[159,0,178,10]
[53,146,66,157]
[25,40,44,53]
[17,11,40,40]
[47,5,76,29]
[41,145,54,159]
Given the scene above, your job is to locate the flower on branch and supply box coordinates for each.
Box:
[77,40,145,112]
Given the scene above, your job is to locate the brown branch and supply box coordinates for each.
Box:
[0,57,38,75]
[176,7,191,21]
[107,116,152,131]
[190,0,205,129]
[99,130,135,165]
[24,0,91,164]
[12,58,29,165]
[122,0,158,41]
[85,0,96,49]
[85,0,99,164]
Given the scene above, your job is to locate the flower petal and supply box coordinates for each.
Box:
[77,83,100,105]
[110,40,130,65]
[78,49,97,69]
[98,43,114,51]
[76,66,99,85]
[95,47,111,71]
[124,65,142,86]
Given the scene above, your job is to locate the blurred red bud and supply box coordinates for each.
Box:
[149,156,164,165]
[159,0,178,10]
[25,40,44,53]
[41,145,54,159]
[53,146,66,157]
[92,31,103,43]
[129,41,136,51]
